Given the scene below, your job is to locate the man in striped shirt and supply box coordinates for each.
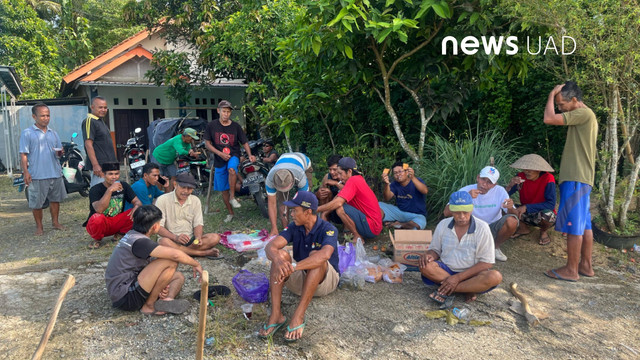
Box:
[81,96,117,187]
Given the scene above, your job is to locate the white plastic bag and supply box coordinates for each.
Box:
[354,237,368,266]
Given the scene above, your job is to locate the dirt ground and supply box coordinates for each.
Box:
[1,174,639,360]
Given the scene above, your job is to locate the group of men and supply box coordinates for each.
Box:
[18,81,597,340]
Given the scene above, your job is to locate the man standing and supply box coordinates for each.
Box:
[155,173,221,258]
[443,166,518,262]
[125,163,169,210]
[258,191,339,342]
[317,157,382,242]
[152,128,200,192]
[265,152,314,235]
[85,162,142,249]
[420,191,502,307]
[81,96,117,187]
[543,81,598,281]
[19,103,67,235]
[204,100,255,223]
[379,161,429,230]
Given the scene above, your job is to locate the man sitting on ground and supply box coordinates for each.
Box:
[85,162,142,249]
[105,205,203,315]
[125,162,169,210]
[155,173,221,258]
[443,166,518,262]
[265,152,313,235]
[506,154,557,246]
[315,154,344,207]
[152,128,200,192]
[420,191,502,308]
[379,161,428,229]
[258,191,340,342]
[317,157,382,242]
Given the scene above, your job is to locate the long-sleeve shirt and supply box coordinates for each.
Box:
[508,172,556,214]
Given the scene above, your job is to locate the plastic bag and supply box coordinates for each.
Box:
[363,262,383,283]
[338,266,366,290]
[338,242,356,273]
[232,270,270,303]
[378,258,407,283]
[354,237,367,266]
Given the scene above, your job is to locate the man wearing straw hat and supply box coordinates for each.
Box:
[506,154,557,246]
[543,81,597,281]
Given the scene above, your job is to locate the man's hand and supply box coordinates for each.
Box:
[317,187,330,200]
[382,173,390,184]
[249,155,256,163]
[108,182,123,193]
[23,172,32,186]
[220,152,231,161]
[192,262,203,281]
[175,234,191,245]
[502,198,514,209]
[469,189,481,199]
[129,206,139,220]
[272,256,295,284]
[515,205,527,218]
[438,273,461,296]
[551,84,565,96]
[161,176,170,189]
[419,252,436,269]
[407,167,415,179]
[93,164,103,178]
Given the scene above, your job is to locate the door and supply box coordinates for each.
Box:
[113,109,150,161]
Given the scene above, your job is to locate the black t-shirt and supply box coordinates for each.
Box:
[84,181,137,225]
[131,237,158,258]
[203,120,248,168]
[81,115,117,171]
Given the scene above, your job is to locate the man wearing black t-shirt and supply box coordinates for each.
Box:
[204,100,255,223]
[85,162,142,249]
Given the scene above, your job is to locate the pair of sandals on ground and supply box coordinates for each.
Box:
[259,318,306,342]
[429,290,477,309]
[510,230,552,246]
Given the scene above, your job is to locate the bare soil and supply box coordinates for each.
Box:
[1,174,639,359]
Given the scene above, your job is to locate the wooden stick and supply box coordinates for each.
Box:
[196,270,209,360]
[32,275,76,360]
[509,282,539,326]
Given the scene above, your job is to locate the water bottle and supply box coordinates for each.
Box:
[452,307,470,321]
[633,244,640,252]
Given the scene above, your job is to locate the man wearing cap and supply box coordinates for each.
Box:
[81,96,118,187]
[259,191,340,342]
[265,152,314,235]
[152,128,200,192]
[154,172,221,258]
[444,166,518,261]
[379,161,429,230]
[420,191,502,307]
[85,162,142,249]
[543,81,597,281]
[506,154,557,246]
[317,157,382,242]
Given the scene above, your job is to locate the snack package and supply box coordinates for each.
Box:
[383,168,390,176]
[403,163,409,170]
[363,262,383,283]
[379,258,408,284]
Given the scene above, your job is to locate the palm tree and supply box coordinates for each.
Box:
[25,0,61,18]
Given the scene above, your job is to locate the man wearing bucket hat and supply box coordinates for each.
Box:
[543,81,597,281]
[259,191,339,342]
[444,166,519,262]
[420,191,502,308]
[506,154,557,246]
[265,152,314,235]
[152,127,201,192]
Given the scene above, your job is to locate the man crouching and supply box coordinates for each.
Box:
[105,205,203,315]
[420,191,502,308]
[259,191,340,342]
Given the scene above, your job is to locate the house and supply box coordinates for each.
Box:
[60,27,247,161]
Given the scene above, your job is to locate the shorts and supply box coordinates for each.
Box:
[159,163,177,178]
[521,209,557,227]
[421,261,496,293]
[342,203,376,239]
[213,156,240,191]
[379,202,427,229]
[285,263,339,297]
[489,214,519,240]
[555,181,592,236]
[28,177,67,209]
[112,281,150,311]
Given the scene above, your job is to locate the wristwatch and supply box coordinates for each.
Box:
[291,262,297,270]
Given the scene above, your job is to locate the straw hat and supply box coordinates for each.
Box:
[510,154,555,172]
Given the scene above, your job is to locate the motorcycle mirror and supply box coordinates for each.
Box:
[72,132,78,138]
[134,127,142,134]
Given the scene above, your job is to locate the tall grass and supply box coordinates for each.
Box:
[418,131,521,224]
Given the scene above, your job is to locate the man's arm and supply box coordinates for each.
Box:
[20,153,31,185]
[158,225,191,245]
[317,195,346,214]
[382,172,394,201]
[263,152,278,163]
[543,84,565,125]
[242,142,255,162]
[204,139,230,161]
[149,245,203,278]
[84,139,102,177]
[193,224,204,239]
[443,204,452,218]
[295,245,333,271]
[265,235,295,283]
[408,168,429,195]
[92,183,122,213]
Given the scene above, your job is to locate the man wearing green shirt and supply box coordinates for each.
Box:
[152,128,199,192]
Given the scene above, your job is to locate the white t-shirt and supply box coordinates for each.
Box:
[429,216,495,272]
[459,184,509,224]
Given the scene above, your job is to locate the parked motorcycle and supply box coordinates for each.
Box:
[239,138,270,218]
[176,141,209,196]
[121,127,147,183]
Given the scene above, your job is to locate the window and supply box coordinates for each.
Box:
[210,98,215,105]
[203,98,207,105]
[156,98,161,105]
[113,98,119,105]
[195,98,200,105]
[128,98,133,105]
[142,98,147,106]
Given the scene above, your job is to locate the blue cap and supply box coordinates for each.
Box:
[449,191,473,212]
[283,191,318,211]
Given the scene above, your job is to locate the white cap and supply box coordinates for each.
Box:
[479,166,500,184]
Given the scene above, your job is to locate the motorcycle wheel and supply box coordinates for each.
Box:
[253,187,269,219]
[79,173,91,197]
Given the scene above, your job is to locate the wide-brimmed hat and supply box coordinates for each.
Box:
[510,154,554,172]
[273,169,294,192]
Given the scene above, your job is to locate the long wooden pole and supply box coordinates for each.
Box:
[32,275,76,360]
[196,271,209,360]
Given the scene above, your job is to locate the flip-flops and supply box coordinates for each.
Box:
[192,285,232,301]
[206,254,225,260]
[544,269,577,282]
[258,318,287,339]
[154,299,191,314]
[88,240,102,249]
[429,290,454,309]
[284,320,306,342]
[539,234,551,246]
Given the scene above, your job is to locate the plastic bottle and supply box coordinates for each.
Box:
[452,307,471,321]
[633,244,640,252]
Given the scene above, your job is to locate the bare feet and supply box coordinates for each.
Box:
[200,248,220,257]
[464,293,477,303]
[35,228,44,236]
[52,223,65,231]
[140,304,166,316]
[578,264,595,277]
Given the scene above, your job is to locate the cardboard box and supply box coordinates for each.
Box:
[389,229,432,271]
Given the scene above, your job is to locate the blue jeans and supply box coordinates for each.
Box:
[379,202,426,229]
[342,203,376,239]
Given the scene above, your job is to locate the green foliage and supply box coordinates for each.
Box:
[145,51,195,104]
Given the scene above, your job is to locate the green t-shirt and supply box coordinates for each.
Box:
[152,134,191,165]
[559,107,598,186]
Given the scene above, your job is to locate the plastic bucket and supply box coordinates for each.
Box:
[62,167,77,183]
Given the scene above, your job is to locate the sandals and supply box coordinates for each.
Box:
[88,240,103,249]
[258,318,287,339]
[284,319,306,342]
[430,290,455,309]
[539,234,551,246]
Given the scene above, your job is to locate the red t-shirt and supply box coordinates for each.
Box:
[337,175,382,235]
[518,172,555,208]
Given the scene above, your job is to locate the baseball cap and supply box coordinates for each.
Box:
[182,127,199,140]
[218,100,232,109]
[273,169,294,192]
[283,191,318,211]
[479,166,500,184]
[449,191,473,212]
[176,172,197,188]
[338,157,357,170]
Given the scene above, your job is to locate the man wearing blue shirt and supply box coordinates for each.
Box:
[259,191,339,342]
[125,163,169,210]
[379,161,429,229]
[19,103,67,235]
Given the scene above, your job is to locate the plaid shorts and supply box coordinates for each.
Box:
[521,209,556,226]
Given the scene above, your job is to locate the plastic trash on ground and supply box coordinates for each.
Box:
[219,230,276,252]
[338,266,367,290]
[232,270,269,303]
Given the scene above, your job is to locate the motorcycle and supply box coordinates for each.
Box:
[176,141,209,196]
[239,138,270,218]
[122,127,146,183]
